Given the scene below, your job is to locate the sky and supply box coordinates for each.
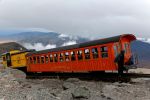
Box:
[0,0,150,38]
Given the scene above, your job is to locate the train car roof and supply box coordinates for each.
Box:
[1,50,20,56]
[11,49,35,56]
[1,50,35,56]
[27,34,136,56]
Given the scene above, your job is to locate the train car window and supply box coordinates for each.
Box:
[128,44,130,52]
[30,57,33,64]
[50,54,53,62]
[6,54,11,61]
[45,55,49,63]
[101,46,108,52]
[37,56,40,63]
[71,51,76,61]
[113,45,118,57]
[54,54,58,62]
[77,50,83,60]
[124,43,128,54]
[65,52,70,61]
[41,56,45,63]
[92,48,99,59]
[33,57,36,64]
[127,44,131,53]
[59,53,64,62]
[84,49,90,59]
[101,46,108,58]
[27,57,29,64]
[3,57,6,61]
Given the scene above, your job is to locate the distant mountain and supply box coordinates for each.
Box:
[0,42,27,56]
[131,40,150,68]
[2,31,89,46]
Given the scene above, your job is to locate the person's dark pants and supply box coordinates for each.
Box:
[118,65,124,76]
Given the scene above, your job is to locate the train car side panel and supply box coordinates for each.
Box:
[27,43,117,72]
[11,52,28,68]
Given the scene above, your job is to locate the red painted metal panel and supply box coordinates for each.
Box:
[27,42,117,72]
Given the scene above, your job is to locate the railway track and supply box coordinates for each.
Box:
[26,73,150,83]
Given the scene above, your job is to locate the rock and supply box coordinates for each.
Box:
[26,89,60,100]
[62,82,75,90]
[0,97,5,100]
[0,67,26,82]
[131,78,150,84]
[65,78,80,83]
[22,83,32,88]
[8,68,26,80]
[4,84,11,88]
[72,87,90,99]
[1,66,150,100]
[101,93,106,98]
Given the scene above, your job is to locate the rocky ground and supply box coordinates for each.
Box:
[129,68,150,74]
[0,66,150,100]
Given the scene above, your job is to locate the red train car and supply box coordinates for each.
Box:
[26,34,136,73]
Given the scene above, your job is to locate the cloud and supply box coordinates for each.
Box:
[23,43,56,51]
[22,41,77,51]
[137,38,150,44]
[0,0,150,38]
[58,34,69,38]
[62,41,77,46]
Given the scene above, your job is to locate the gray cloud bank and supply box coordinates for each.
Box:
[0,0,150,38]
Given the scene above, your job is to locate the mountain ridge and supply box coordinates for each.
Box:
[0,31,89,46]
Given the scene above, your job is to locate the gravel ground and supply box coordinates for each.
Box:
[0,67,150,100]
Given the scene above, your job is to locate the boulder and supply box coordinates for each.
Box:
[72,87,90,99]
[62,82,75,90]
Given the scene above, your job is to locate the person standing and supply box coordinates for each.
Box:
[114,50,125,76]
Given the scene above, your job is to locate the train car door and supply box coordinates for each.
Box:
[113,43,120,58]
[123,42,132,63]
[100,46,111,70]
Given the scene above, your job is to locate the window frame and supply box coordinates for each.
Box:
[29,57,33,64]
[71,51,76,61]
[84,48,91,60]
[77,50,83,61]
[91,47,99,59]
[65,51,70,61]
[113,45,118,57]
[37,56,40,64]
[59,52,64,62]
[3,56,6,61]
[100,46,109,58]
[41,56,45,64]
[124,42,130,54]
[33,56,37,64]
[54,53,58,62]
[49,54,53,62]
[45,55,49,63]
